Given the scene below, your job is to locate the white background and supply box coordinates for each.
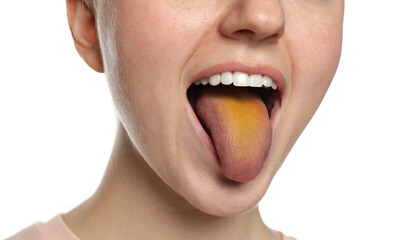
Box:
[1,1,392,239]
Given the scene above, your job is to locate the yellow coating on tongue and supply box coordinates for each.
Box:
[217,96,265,162]
[196,86,271,182]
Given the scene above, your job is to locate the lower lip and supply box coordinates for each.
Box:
[185,94,281,168]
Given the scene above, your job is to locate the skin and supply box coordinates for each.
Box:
[65,0,344,239]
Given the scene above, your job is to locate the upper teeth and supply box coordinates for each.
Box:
[194,71,277,90]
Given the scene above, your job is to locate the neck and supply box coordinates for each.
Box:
[64,124,280,240]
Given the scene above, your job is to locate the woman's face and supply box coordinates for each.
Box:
[96,0,344,216]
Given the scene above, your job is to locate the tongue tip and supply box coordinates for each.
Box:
[223,164,264,183]
[221,149,269,183]
[224,172,258,183]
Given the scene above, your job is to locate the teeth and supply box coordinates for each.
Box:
[194,71,278,89]
[263,75,273,88]
[249,74,263,87]
[233,72,248,87]
[271,81,277,90]
[209,74,220,86]
[221,72,233,85]
[201,78,209,85]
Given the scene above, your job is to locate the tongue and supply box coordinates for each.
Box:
[196,85,272,183]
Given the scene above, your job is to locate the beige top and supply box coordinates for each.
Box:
[5,215,79,240]
[6,215,296,240]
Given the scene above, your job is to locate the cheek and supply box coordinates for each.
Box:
[275,10,343,151]
[286,13,343,111]
[114,1,210,78]
[105,1,211,172]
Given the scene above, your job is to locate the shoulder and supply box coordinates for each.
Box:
[280,231,297,240]
[5,215,80,240]
[5,222,45,240]
[282,235,297,240]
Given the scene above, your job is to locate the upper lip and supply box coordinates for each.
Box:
[188,61,286,93]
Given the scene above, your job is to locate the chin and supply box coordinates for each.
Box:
[173,158,277,217]
[183,180,268,217]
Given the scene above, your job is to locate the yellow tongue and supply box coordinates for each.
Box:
[196,85,272,182]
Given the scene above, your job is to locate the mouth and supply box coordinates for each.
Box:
[186,69,282,183]
[188,71,281,131]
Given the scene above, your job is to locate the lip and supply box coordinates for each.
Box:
[187,61,286,94]
[185,62,285,179]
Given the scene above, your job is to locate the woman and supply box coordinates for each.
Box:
[7,0,344,239]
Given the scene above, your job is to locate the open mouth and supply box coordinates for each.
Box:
[187,71,281,183]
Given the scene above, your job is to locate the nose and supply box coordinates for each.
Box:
[219,0,285,43]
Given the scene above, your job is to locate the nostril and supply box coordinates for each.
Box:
[232,29,257,41]
[234,29,255,35]
[232,29,281,43]
[266,32,282,42]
